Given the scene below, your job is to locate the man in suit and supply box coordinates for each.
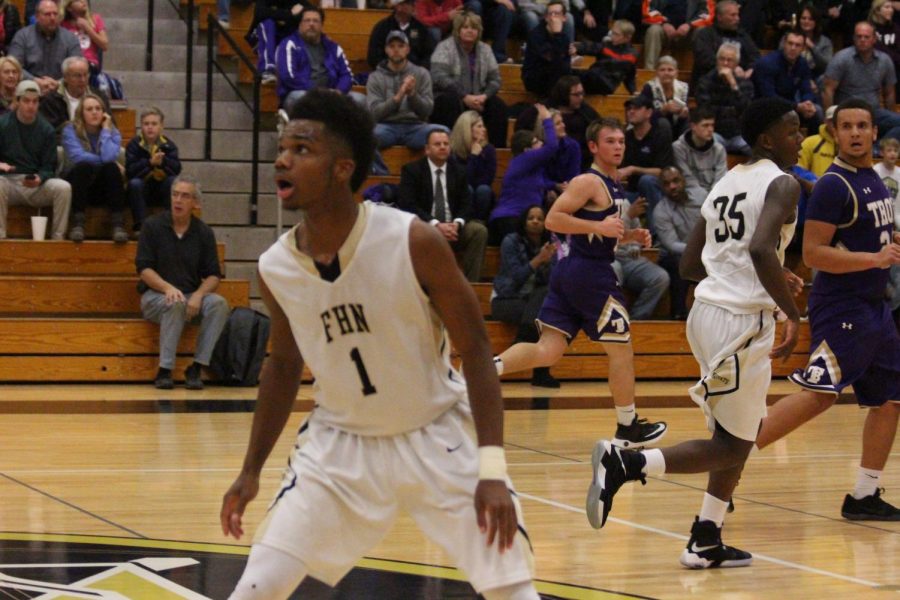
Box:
[398,129,488,282]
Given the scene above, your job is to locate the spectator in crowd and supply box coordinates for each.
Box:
[696,43,753,155]
[489,104,558,244]
[367,31,446,174]
[621,94,673,232]
[491,205,559,387]
[450,109,496,221]
[534,108,580,191]
[869,0,900,93]
[398,129,488,281]
[519,0,574,42]
[641,0,714,70]
[0,0,21,57]
[638,55,690,139]
[275,7,364,114]
[822,21,900,142]
[0,80,71,240]
[126,106,182,235]
[0,55,22,112]
[691,0,759,88]
[653,166,701,319]
[612,195,669,319]
[136,175,230,391]
[39,55,109,136]
[247,0,306,84]
[59,0,106,73]
[367,0,435,70]
[9,0,81,95]
[430,12,508,148]
[60,92,125,243]
[753,29,821,133]
[464,0,516,63]
[415,0,463,43]
[577,0,610,42]
[521,0,571,98]
[548,74,597,171]
[574,18,638,95]
[672,106,726,204]
[798,103,836,177]
[794,4,832,82]
[875,136,900,207]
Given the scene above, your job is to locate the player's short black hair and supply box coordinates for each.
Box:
[833,97,874,128]
[288,89,375,192]
[741,97,795,148]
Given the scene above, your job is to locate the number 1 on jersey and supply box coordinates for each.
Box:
[350,347,377,396]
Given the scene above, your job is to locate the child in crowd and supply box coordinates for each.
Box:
[573,19,638,95]
[875,137,900,326]
[125,107,182,235]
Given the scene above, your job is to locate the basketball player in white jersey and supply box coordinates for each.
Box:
[220,89,539,599]
[585,98,806,569]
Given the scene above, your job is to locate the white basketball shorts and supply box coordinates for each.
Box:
[251,403,535,592]
[686,301,776,442]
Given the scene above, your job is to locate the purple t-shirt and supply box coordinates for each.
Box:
[806,157,894,301]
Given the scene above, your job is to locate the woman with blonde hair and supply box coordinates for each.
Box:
[61,92,127,243]
[430,11,509,147]
[450,109,496,221]
[0,55,22,112]
[0,0,21,57]
[532,107,580,190]
[60,0,108,71]
[869,0,900,91]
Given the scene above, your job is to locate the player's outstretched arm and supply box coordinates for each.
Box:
[751,174,802,360]
[679,218,707,282]
[409,219,517,552]
[221,276,304,540]
[545,174,624,239]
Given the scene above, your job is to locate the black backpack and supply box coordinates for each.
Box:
[210,307,271,386]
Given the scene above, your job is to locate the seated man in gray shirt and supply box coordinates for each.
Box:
[823,21,900,142]
[135,175,230,390]
[653,166,702,319]
[9,0,82,96]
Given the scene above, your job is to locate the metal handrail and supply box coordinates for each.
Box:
[146,0,194,129]
[206,15,261,225]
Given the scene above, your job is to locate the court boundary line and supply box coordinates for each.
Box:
[517,491,891,590]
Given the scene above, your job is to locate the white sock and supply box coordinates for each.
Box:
[641,448,666,475]
[699,493,729,528]
[616,403,636,426]
[852,467,882,500]
[493,356,504,376]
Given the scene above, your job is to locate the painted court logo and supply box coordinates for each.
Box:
[0,533,641,599]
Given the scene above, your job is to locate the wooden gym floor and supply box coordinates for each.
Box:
[0,382,897,599]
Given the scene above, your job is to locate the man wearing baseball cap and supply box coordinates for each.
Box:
[366,29,447,173]
[798,103,837,178]
[367,0,435,70]
[0,80,72,240]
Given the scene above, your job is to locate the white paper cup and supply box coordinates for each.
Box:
[30,215,48,241]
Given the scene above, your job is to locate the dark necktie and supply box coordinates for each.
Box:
[434,168,447,222]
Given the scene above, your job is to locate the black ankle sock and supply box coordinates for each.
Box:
[157,367,171,377]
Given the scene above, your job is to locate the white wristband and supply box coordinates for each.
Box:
[478,446,508,481]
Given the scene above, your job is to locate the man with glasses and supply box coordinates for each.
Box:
[39,56,111,138]
[521,0,572,98]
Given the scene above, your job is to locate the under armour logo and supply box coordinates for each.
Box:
[863,187,872,194]
[842,322,853,330]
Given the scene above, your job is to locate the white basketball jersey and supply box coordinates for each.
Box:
[258,202,468,436]
[693,159,796,313]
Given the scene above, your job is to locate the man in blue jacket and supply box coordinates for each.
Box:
[274,6,365,114]
[753,29,821,134]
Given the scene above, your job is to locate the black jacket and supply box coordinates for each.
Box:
[398,156,474,223]
[0,3,21,55]
[125,133,182,181]
[39,85,111,137]
[695,67,754,139]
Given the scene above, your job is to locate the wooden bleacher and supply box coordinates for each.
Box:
[0,238,251,383]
